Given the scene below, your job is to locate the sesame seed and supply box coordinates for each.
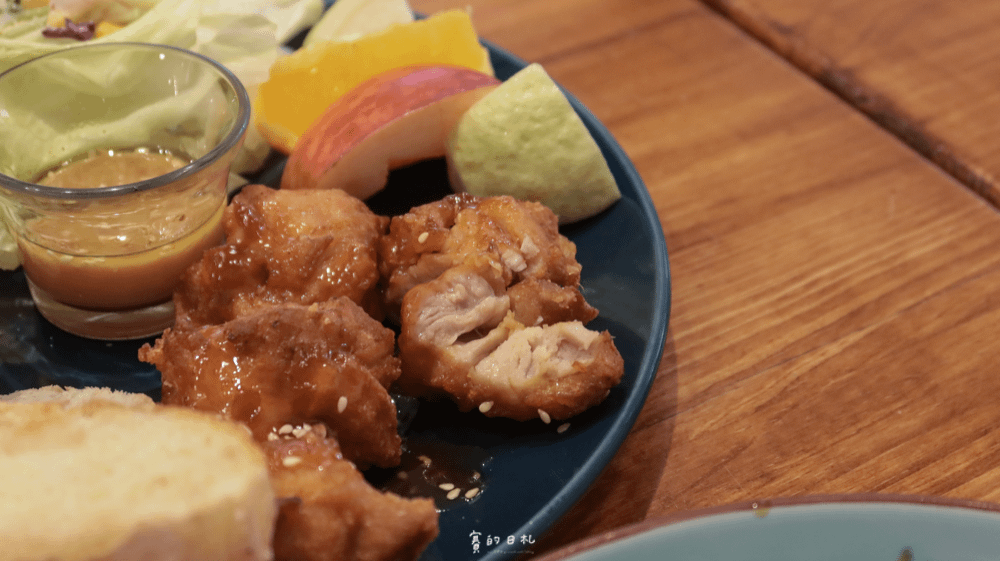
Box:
[278,424,294,435]
[267,432,279,441]
[418,455,432,466]
[479,401,493,413]
[397,472,409,480]
[282,456,302,467]
[417,232,429,243]
[447,488,462,500]
[292,427,309,438]
[465,487,480,499]
[538,409,551,424]
[439,483,455,491]
[337,396,348,413]
[557,423,571,434]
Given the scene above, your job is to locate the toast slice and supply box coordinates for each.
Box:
[0,385,156,409]
[0,387,276,561]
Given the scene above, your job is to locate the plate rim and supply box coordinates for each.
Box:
[477,40,672,561]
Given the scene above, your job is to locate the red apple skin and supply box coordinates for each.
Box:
[281,65,501,198]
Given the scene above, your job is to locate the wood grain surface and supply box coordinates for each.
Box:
[701,0,1000,207]
[408,0,1000,558]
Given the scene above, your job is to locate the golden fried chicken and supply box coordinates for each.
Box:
[174,184,388,328]
[397,263,623,421]
[379,193,584,319]
[507,277,599,327]
[139,299,402,468]
[265,430,438,561]
[381,194,624,422]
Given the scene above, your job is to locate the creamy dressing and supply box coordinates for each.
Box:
[36,148,187,189]
[18,146,226,311]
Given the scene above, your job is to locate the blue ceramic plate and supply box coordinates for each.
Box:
[0,32,670,561]
[534,495,1000,561]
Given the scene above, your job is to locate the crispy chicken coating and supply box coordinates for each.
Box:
[139,299,402,468]
[379,193,584,319]
[141,184,442,560]
[382,194,624,422]
[265,431,438,561]
[174,184,388,328]
[507,277,599,327]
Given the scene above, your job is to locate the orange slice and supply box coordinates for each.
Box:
[255,9,494,154]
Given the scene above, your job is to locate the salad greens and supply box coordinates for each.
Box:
[0,0,323,171]
[0,0,325,269]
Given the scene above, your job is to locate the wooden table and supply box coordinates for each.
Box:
[409,0,1000,557]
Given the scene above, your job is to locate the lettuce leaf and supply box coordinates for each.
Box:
[0,0,324,269]
[201,0,324,44]
[0,1,199,71]
[0,0,323,172]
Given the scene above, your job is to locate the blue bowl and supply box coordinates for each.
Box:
[535,495,1000,561]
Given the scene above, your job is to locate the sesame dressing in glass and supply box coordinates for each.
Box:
[18,146,226,312]
[36,147,188,190]
[0,43,250,340]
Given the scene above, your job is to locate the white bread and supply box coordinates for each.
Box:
[0,387,277,561]
[0,385,156,409]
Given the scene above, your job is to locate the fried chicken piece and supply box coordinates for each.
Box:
[139,299,401,468]
[175,184,388,328]
[507,277,599,327]
[398,263,623,421]
[379,193,583,319]
[265,430,438,561]
[382,194,624,422]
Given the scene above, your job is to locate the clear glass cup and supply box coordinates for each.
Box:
[0,43,250,340]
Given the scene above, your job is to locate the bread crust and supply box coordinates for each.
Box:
[0,394,276,561]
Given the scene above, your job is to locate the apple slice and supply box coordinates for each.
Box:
[281,65,501,199]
